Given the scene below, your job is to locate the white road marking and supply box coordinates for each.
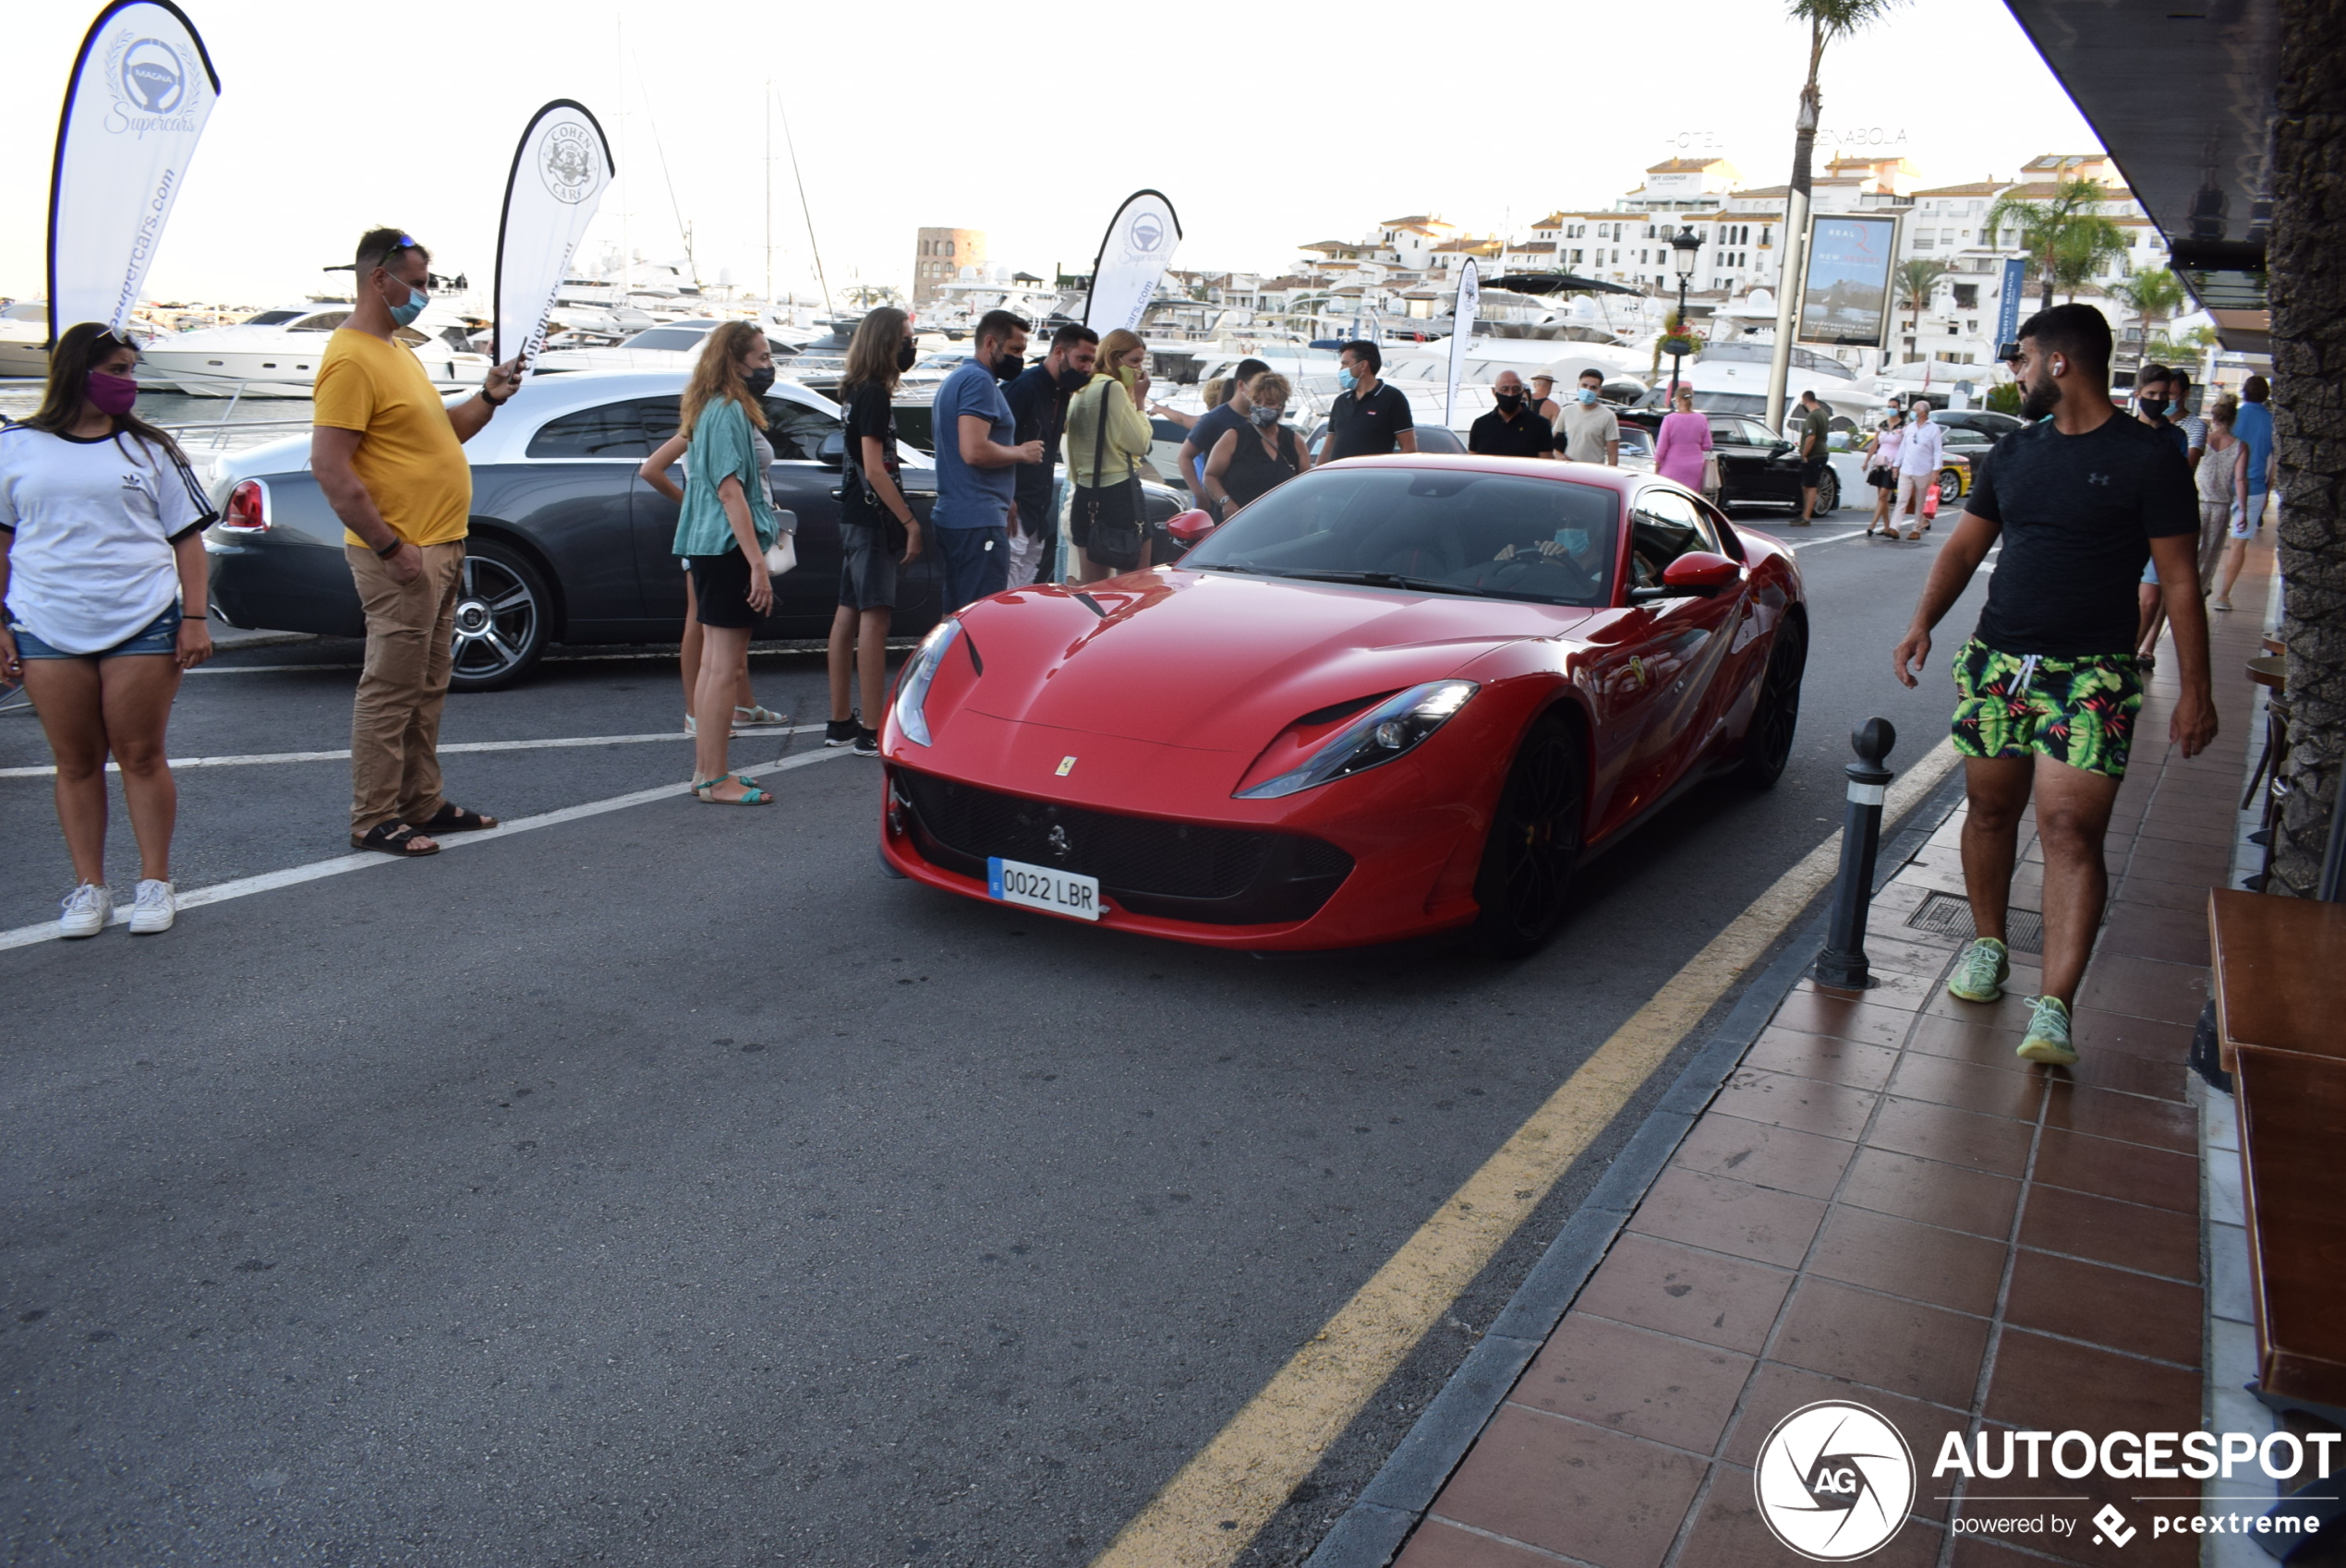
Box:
[1784,529,1868,550]
[0,743,857,952]
[181,645,875,676]
[0,724,822,780]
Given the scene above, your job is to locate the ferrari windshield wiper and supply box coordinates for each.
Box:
[1264,569,1481,596]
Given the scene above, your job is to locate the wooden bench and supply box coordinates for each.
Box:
[2207,888,2346,1071]
[2233,1045,2346,1417]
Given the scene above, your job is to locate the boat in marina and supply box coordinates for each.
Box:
[0,301,48,378]
[137,300,492,398]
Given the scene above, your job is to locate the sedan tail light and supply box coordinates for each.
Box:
[219,478,270,534]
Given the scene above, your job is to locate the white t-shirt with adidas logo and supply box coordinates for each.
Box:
[1,424,212,655]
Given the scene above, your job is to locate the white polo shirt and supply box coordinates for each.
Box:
[1,424,212,654]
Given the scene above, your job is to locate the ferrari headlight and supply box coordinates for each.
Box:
[1235,680,1479,799]
[894,619,962,747]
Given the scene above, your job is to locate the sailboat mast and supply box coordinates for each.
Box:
[764,83,774,310]
[774,87,831,319]
[616,18,630,295]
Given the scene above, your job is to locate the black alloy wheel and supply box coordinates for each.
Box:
[1472,715,1589,958]
[1813,466,1839,515]
[1735,614,1808,790]
[446,541,551,693]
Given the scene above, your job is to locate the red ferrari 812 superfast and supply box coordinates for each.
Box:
[878,454,1807,955]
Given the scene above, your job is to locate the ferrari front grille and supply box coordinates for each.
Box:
[892,770,1353,925]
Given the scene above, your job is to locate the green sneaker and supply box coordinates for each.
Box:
[2017,995,2077,1067]
[1946,937,2011,1004]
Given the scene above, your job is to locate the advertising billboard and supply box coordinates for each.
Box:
[1797,212,1900,350]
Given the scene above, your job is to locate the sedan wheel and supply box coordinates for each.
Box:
[1813,467,1839,514]
[447,542,550,692]
[1472,715,1589,958]
[1735,614,1808,790]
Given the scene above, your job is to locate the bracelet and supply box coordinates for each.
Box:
[373,536,403,558]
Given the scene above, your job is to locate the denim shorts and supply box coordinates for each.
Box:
[8,602,182,660]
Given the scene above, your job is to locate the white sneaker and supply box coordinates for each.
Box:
[128,878,175,935]
[58,882,113,938]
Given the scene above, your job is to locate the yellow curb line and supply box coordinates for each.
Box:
[1091,739,1963,1568]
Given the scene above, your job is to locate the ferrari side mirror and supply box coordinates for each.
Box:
[1660,550,1740,597]
[1166,508,1216,548]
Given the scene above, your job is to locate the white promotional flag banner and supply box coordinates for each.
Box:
[47,0,221,343]
[495,100,615,368]
[1082,190,1181,334]
[1445,259,1480,424]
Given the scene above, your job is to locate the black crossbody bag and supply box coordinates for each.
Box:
[838,395,909,553]
[1073,378,1144,572]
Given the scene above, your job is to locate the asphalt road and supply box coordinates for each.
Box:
[0,515,1989,1566]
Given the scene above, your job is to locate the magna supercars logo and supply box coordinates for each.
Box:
[1126,210,1166,254]
[100,28,202,135]
[538,120,600,204]
[119,37,186,113]
[1755,1402,1917,1561]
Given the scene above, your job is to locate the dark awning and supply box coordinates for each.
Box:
[2002,0,2279,350]
[1483,271,1643,297]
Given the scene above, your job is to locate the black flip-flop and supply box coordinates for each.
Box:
[415,802,498,833]
[351,821,439,857]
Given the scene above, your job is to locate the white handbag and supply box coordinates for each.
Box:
[764,510,798,576]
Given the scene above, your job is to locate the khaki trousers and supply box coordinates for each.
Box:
[346,542,463,835]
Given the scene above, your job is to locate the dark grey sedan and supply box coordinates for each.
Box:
[204,369,1183,691]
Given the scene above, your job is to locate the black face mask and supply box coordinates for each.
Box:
[896,339,916,373]
[991,349,1024,381]
[1494,391,1524,411]
[1056,364,1090,394]
[743,367,776,397]
[2138,396,2169,417]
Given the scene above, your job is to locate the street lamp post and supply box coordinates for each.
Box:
[1667,227,1705,402]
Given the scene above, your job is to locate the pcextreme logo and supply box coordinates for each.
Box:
[1755,1402,1917,1561]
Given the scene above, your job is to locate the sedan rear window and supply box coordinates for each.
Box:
[1184,467,1618,607]
[527,403,651,459]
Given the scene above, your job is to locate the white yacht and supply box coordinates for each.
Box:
[0,301,48,378]
[138,301,491,398]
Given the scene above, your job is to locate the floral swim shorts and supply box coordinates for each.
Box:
[1950,638,2145,780]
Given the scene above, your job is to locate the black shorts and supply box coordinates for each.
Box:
[687,548,761,629]
[1800,457,1831,487]
[838,522,898,611]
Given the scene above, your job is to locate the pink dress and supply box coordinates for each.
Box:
[1653,411,1712,488]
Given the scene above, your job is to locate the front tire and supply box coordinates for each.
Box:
[1735,614,1807,789]
[446,541,551,693]
[1938,468,1963,508]
[1813,467,1839,514]
[1472,714,1589,958]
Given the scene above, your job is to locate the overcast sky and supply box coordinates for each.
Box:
[3,0,2104,312]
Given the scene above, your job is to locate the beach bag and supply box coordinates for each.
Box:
[1074,380,1144,572]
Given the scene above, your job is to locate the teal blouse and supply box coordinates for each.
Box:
[671,396,784,557]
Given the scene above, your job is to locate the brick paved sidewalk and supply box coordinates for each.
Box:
[1387,551,2275,1568]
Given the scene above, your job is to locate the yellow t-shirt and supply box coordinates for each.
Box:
[312,329,471,547]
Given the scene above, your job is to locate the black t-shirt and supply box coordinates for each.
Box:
[839,381,901,530]
[1002,365,1069,531]
[1326,380,1414,460]
[1184,402,1249,485]
[1468,406,1554,458]
[1966,413,2198,657]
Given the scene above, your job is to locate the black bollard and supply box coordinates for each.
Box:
[1815,718,1898,990]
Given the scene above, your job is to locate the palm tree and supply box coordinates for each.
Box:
[1765,0,1906,422]
[1894,259,1950,355]
[2110,266,2187,356]
[1987,177,2130,310]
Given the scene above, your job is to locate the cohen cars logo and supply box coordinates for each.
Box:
[538,120,600,203]
[1755,1401,1917,1561]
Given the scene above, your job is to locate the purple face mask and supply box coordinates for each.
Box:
[86,370,139,416]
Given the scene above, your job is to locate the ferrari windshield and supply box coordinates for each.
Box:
[1182,467,1620,607]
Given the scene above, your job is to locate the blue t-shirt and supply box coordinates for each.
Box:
[2233,400,2273,493]
[932,359,1017,530]
[1184,403,1248,491]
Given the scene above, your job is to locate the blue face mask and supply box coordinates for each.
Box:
[385,281,429,328]
[1337,367,1359,392]
[1577,386,1598,405]
[1554,528,1590,554]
